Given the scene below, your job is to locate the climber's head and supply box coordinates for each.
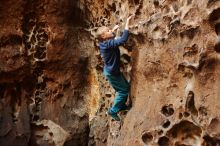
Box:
[96,26,114,41]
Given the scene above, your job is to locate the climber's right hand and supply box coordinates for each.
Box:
[126,14,135,22]
[125,14,135,30]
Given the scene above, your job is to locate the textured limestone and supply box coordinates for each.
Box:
[85,0,220,145]
[0,0,92,145]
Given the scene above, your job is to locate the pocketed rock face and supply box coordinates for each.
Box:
[0,0,93,146]
[1,0,220,146]
[95,0,220,146]
[84,0,220,145]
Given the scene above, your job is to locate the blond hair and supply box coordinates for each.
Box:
[96,26,108,41]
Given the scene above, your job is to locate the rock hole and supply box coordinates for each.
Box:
[167,120,202,145]
[180,27,200,39]
[101,19,105,26]
[35,97,42,104]
[187,0,192,5]
[35,106,40,112]
[37,32,48,42]
[179,113,183,119]
[0,84,6,99]
[35,90,40,96]
[162,120,171,128]
[105,93,111,98]
[95,65,103,71]
[203,135,220,145]
[177,63,186,72]
[169,20,180,32]
[215,23,220,35]
[161,104,174,117]
[30,35,37,44]
[141,132,153,145]
[112,3,116,12]
[183,44,199,57]
[158,130,163,135]
[198,106,208,116]
[0,34,22,47]
[135,0,143,16]
[36,46,46,52]
[208,8,220,23]
[38,41,46,47]
[183,111,190,117]
[36,82,46,90]
[134,0,140,5]
[153,0,159,7]
[33,27,38,35]
[135,10,141,16]
[49,132,53,136]
[214,23,220,53]
[34,51,46,60]
[121,54,131,63]
[158,136,170,146]
[215,40,220,53]
[33,70,43,78]
[185,91,198,117]
[12,114,18,123]
[153,26,159,31]
[63,81,71,89]
[33,114,40,121]
[25,42,32,50]
[55,93,63,99]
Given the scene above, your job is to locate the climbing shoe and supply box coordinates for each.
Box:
[106,109,120,121]
[120,105,132,112]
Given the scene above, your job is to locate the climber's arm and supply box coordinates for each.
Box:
[108,15,134,48]
[108,30,129,48]
[125,15,134,30]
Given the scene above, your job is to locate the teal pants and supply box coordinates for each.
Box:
[104,70,130,114]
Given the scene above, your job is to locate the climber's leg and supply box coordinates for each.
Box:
[104,71,130,114]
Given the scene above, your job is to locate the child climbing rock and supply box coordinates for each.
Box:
[96,15,134,121]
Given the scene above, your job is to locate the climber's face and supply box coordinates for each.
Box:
[101,27,114,40]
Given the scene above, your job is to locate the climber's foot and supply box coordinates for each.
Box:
[120,105,132,112]
[106,109,120,121]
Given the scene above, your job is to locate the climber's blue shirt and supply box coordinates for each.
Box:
[99,30,129,75]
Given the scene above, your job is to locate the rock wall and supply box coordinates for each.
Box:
[0,0,220,146]
[86,0,220,145]
[0,0,93,145]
